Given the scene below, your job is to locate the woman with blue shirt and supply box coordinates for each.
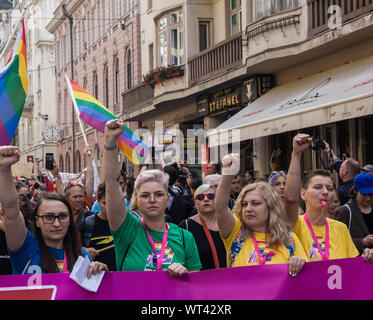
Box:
[0,146,108,275]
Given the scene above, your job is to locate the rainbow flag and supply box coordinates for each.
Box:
[65,76,148,164]
[0,19,28,146]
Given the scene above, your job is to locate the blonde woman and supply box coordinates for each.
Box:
[215,153,308,276]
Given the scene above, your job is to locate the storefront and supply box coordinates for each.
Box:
[209,55,373,179]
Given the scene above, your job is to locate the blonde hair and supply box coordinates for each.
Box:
[134,169,169,193]
[233,182,291,248]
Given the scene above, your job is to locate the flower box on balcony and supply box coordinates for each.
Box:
[142,65,184,88]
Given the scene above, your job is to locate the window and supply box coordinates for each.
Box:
[65,153,70,173]
[199,21,211,51]
[126,50,132,89]
[76,151,81,173]
[114,57,120,103]
[231,0,242,35]
[148,44,154,71]
[255,0,299,20]
[59,155,64,173]
[158,10,184,67]
[104,65,109,107]
[93,72,98,99]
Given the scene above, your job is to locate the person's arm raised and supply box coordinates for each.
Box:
[284,134,312,227]
[103,119,127,232]
[85,147,95,201]
[215,153,239,239]
[0,146,27,252]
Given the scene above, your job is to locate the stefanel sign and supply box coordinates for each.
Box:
[197,85,242,116]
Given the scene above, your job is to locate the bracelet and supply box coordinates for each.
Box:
[104,143,117,150]
[56,176,61,180]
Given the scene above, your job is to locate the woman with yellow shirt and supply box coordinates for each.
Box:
[216,153,308,277]
[285,133,373,262]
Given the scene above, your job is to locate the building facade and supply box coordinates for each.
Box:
[47,0,141,176]
[123,0,373,181]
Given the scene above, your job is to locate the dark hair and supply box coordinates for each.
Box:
[302,169,333,189]
[163,165,178,186]
[349,187,358,199]
[190,177,202,191]
[15,182,28,191]
[32,192,82,273]
[126,175,135,199]
[18,194,33,229]
[96,182,106,201]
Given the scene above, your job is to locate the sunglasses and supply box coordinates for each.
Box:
[195,193,215,201]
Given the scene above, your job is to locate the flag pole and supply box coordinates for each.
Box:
[65,74,91,156]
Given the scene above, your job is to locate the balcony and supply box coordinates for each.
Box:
[188,32,243,86]
[308,0,373,37]
[122,83,154,115]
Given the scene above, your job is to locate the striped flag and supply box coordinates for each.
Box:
[0,19,28,145]
[65,76,148,164]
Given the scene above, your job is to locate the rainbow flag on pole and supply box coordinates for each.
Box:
[65,76,148,164]
[0,19,28,146]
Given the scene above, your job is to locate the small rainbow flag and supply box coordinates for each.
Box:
[65,76,148,164]
[0,19,28,146]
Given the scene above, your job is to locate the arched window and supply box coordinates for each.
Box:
[65,152,70,173]
[59,154,64,173]
[93,72,98,99]
[104,65,109,107]
[114,57,120,103]
[76,150,81,173]
[126,50,132,89]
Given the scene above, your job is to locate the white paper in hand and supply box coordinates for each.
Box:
[69,255,105,292]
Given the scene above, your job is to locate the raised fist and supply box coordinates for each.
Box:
[104,119,125,142]
[0,146,20,167]
[221,153,240,175]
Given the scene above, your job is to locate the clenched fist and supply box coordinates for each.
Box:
[221,153,240,175]
[0,146,20,167]
[104,119,125,145]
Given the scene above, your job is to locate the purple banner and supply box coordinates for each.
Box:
[0,257,372,300]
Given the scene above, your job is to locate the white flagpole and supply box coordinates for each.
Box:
[65,74,91,154]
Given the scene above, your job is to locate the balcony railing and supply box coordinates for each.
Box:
[122,83,154,113]
[308,0,373,37]
[188,32,243,86]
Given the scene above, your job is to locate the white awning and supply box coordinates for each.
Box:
[208,55,373,147]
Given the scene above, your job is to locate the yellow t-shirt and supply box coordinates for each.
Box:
[294,215,359,261]
[222,216,308,267]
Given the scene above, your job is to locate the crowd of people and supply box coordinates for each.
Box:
[1,121,373,287]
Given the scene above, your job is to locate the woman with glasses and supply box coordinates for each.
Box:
[179,184,226,270]
[215,153,308,276]
[285,133,373,263]
[103,119,201,277]
[0,146,108,275]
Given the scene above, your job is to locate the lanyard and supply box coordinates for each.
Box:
[252,234,270,265]
[199,216,220,269]
[141,219,169,271]
[62,251,68,273]
[304,214,330,261]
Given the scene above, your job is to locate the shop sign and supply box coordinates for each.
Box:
[208,86,241,115]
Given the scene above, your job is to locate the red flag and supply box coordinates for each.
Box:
[45,176,55,192]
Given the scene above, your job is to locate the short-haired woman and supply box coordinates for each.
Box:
[179,184,227,270]
[215,153,308,276]
[103,119,201,277]
[0,146,108,276]
[285,133,373,262]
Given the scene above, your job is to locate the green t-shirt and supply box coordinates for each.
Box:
[112,212,202,271]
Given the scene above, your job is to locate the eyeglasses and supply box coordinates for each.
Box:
[195,193,215,201]
[36,213,70,224]
[138,192,167,201]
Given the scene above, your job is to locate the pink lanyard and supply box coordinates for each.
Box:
[62,251,68,273]
[141,219,169,271]
[252,235,268,265]
[304,214,330,260]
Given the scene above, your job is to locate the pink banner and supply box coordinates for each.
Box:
[0,257,372,300]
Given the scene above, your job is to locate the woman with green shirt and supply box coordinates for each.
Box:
[103,119,201,277]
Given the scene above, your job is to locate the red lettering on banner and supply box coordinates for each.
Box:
[0,286,56,300]
[241,109,264,118]
[263,128,269,132]
[356,105,365,112]
[330,112,337,117]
